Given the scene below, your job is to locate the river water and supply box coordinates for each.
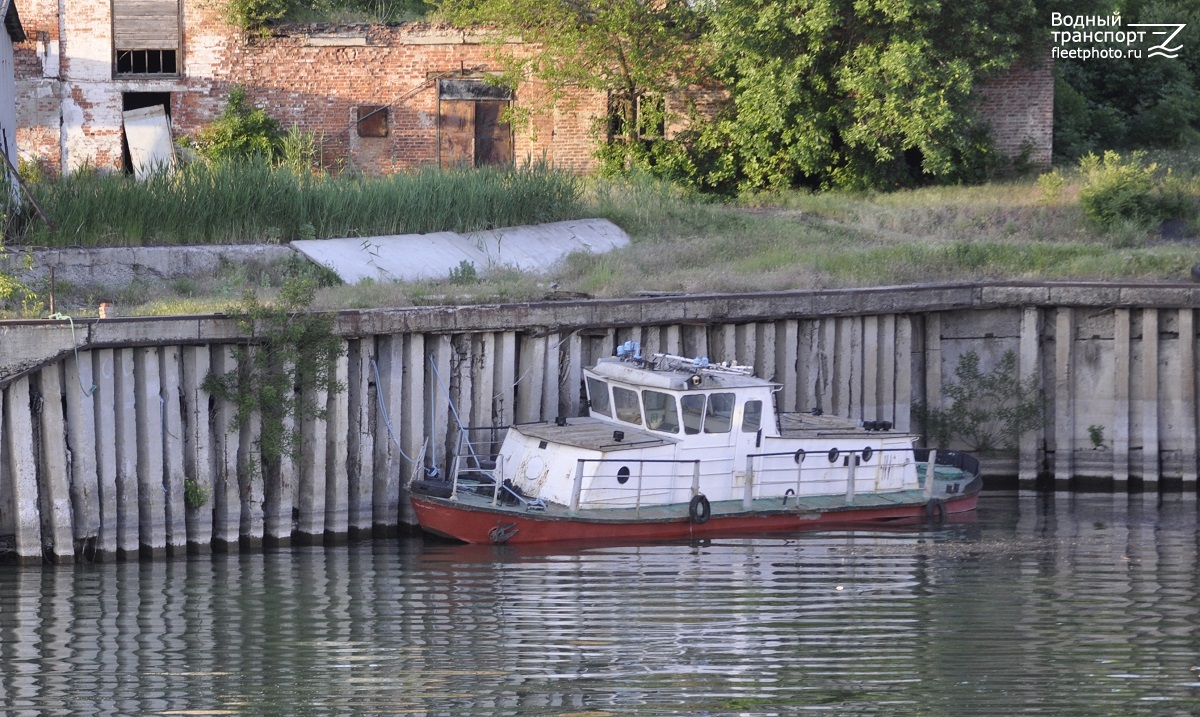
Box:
[2,491,1199,716]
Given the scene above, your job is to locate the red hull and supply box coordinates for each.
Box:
[410,489,980,545]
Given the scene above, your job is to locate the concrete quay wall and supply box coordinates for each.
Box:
[1,282,1198,563]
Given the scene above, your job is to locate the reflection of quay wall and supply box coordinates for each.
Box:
[1,282,1198,563]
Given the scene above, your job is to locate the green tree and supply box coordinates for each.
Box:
[687,0,1053,191]
[1054,0,1200,159]
[437,0,704,172]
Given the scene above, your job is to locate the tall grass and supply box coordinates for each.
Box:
[12,160,583,247]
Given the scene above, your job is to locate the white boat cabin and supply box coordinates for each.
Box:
[492,349,923,511]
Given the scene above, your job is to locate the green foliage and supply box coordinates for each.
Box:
[1088,424,1106,449]
[914,350,1044,453]
[279,125,323,175]
[11,160,582,247]
[294,0,433,22]
[224,0,290,30]
[682,0,1050,192]
[1036,168,1067,203]
[192,86,283,163]
[0,247,38,316]
[448,260,478,284]
[184,478,212,509]
[18,157,49,184]
[202,276,345,467]
[1054,0,1200,160]
[439,0,703,172]
[1078,151,1194,228]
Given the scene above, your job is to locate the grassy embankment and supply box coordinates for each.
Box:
[4,151,1200,317]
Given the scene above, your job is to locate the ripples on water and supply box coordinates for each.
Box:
[2,492,1200,716]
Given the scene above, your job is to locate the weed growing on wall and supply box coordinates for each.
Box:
[184,478,212,509]
[914,350,1044,454]
[203,276,345,474]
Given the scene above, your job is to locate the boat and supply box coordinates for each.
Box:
[409,342,982,545]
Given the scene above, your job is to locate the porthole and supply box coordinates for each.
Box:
[793,448,806,464]
[617,466,631,485]
[862,446,873,463]
[827,448,839,463]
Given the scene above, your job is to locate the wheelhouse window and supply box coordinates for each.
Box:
[704,393,735,434]
[587,377,611,417]
[613,387,643,425]
[681,394,705,435]
[113,0,182,77]
[642,390,679,433]
[742,400,763,433]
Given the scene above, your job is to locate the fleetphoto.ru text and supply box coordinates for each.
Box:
[1052,11,1186,60]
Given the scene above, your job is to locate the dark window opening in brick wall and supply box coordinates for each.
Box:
[358,106,388,137]
[115,49,177,76]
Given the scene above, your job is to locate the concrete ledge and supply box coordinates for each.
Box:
[0,244,295,291]
[4,280,1200,386]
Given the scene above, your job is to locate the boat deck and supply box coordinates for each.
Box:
[778,411,872,437]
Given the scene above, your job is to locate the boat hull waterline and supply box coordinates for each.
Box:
[410,478,981,545]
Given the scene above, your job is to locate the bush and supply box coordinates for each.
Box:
[224,0,289,30]
[191,86,283,163]
[1077,151,1191,230]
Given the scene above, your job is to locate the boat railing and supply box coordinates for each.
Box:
[448,425,510,500]
[570,458,702,513]
[743,447,937,507]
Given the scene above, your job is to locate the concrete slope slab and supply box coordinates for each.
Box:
[290,218,629,284]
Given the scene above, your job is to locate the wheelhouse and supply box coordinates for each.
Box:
[583,356,779,441]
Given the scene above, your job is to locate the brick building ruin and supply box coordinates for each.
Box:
[13,0,1053,178]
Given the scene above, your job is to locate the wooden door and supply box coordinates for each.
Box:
[474,101,512,167]
[439,100,474,168]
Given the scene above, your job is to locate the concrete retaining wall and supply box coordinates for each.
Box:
[2,282,1198,563]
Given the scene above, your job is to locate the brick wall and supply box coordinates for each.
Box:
[13,2,604,176]
[975,55,1055,167]
[13,1,1051,176]
[13,0,62,171]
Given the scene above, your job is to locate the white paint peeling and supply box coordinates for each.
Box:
[38,38,60,79]
[63,2,114,82]
[62,83,123,172]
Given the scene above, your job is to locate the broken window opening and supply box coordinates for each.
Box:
[115,49,178,76]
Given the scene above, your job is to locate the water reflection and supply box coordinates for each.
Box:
[1,493,1199,716]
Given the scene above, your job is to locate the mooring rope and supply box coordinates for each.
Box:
[47,312,97,398]
[370,357,417,465]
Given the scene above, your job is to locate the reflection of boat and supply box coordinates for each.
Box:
[410,345,982,545]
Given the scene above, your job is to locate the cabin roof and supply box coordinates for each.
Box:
[777,412,916,441]
[514,416,677,452]
[588,358,775,391]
